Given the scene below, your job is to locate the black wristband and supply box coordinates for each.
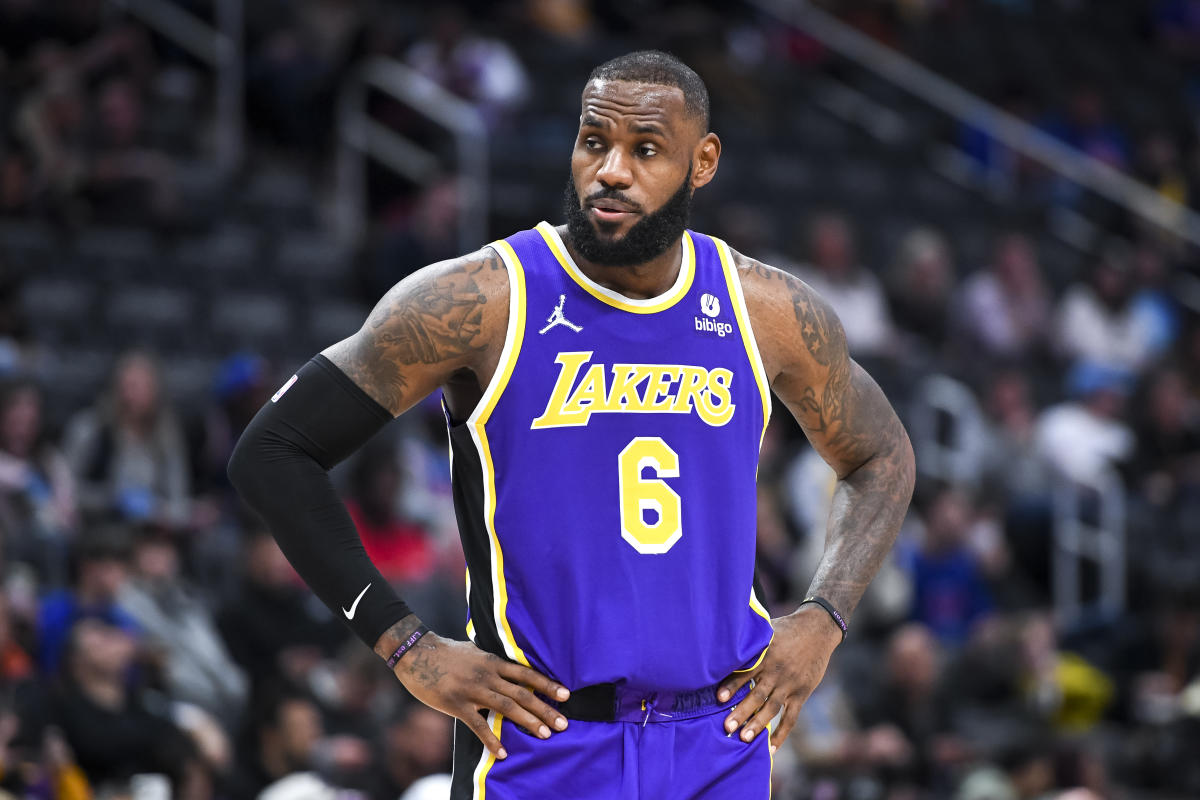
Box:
[799,596,848,641]
[229,355,412,649]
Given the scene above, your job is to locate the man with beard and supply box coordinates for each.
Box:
[229,51,914,798]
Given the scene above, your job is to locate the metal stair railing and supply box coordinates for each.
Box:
[110,0,242,173]
[1052,468,1126,628]
[336,58,489,251]
[746,0,1200,249]
[909,373,988,490]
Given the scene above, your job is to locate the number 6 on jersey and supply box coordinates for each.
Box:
[618,437,682,554]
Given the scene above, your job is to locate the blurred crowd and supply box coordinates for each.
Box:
[0,1,1199,800]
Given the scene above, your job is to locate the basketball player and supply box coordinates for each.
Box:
[229,51,914,798]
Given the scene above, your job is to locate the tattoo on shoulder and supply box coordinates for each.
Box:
[334,248,503,411]
[732,250,842,367]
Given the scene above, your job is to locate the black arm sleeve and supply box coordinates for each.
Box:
[227,354,414,649]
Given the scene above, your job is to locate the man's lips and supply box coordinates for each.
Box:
[587,199,638,222]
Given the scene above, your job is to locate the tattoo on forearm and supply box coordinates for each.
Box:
[732,252,915,622]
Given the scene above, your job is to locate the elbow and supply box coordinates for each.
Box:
[897,428,916,504]
[226,427,257,498]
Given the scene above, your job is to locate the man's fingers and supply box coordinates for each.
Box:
[498,660,570,702]
[723,678,772,735]
[716,672,755,704]
[738,696,784,743]
[463,710,507,760]
[482,691,557,740]
[770,702,801,749]
[491,682,568,734]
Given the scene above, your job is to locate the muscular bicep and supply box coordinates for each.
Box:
[322,246,508,416]
[774,352,902,480]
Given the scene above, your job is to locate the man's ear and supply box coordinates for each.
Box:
[692,132,721,189]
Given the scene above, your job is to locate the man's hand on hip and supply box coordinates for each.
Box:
[716,605,843,751]
[391,632,571,760]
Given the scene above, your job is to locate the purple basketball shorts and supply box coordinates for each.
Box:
[449,682,771,799]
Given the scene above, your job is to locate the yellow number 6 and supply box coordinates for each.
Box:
[618,437,682,554]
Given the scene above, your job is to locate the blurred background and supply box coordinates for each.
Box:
[0,0,1198,798]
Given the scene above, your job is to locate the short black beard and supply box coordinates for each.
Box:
[562,167,693,267]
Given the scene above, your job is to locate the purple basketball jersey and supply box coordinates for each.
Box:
[448,221,773,692]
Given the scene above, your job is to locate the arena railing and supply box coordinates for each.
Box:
[909,374,988,492]
[110,0,243,173]
[1053,469,1126,630]
[747,0,1200,249]
[335,58,489,251]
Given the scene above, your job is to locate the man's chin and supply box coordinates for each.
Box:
[588,217,632,240]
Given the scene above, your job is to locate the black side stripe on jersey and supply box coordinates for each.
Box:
[448,420,506,659]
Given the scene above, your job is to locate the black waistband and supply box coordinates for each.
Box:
[556,682,617,722]
[553,680,746,724]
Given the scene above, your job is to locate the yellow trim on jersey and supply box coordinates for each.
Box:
[734,585,775,674]
[713,236,772,434]
[465,566,475,641]
[715,234,776,675]
[472,712,505,799]
[534,221,696,314]
[469,239,530,666]
[768,733,774,799]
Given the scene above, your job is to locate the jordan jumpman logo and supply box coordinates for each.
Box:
[539,295,583,334]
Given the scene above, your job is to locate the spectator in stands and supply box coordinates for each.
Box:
[1130,366,1200,495]
[405,5,531,128]
[1054,240,1157,374]
[1128,238,1182,362]
[1111,589,1200,721]
[852,623,966,789]
[909,487,994,646]
[63,350,192,529]
[886,226,956,354]
[217,531,345,688]
[83,75,177,226]
[228,685,324,799]
[51,618,205,796]
[362,177,463,301]
[1138,130,1190,208]
[0,378,77,546]
[189,352,272,500]
[955,232,1050,362]
[1126,367,1200,601]
[36,527,139,675]
[793,212,896,359]
[1015,613,1113,734]
[345,438,436,587]
[245,0,365,149]
[1034,361,1135,485]
[0,593,32,690]
[374,701,454,800]
[117,528,248,727]
[1041,82,1129,170]
[980,370,1055,602]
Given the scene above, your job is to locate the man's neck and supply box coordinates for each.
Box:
[562,230,683,300]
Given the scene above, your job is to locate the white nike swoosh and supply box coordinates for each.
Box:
[342,583,372,619]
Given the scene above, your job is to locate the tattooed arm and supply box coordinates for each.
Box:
[323,246,507,419]
[231,248,571,760]
[718,250,915,751]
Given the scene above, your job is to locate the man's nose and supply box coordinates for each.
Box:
[596,148,633,189]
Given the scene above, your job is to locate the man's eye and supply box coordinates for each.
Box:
[584,139,604,151]
[638,146,657,157]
